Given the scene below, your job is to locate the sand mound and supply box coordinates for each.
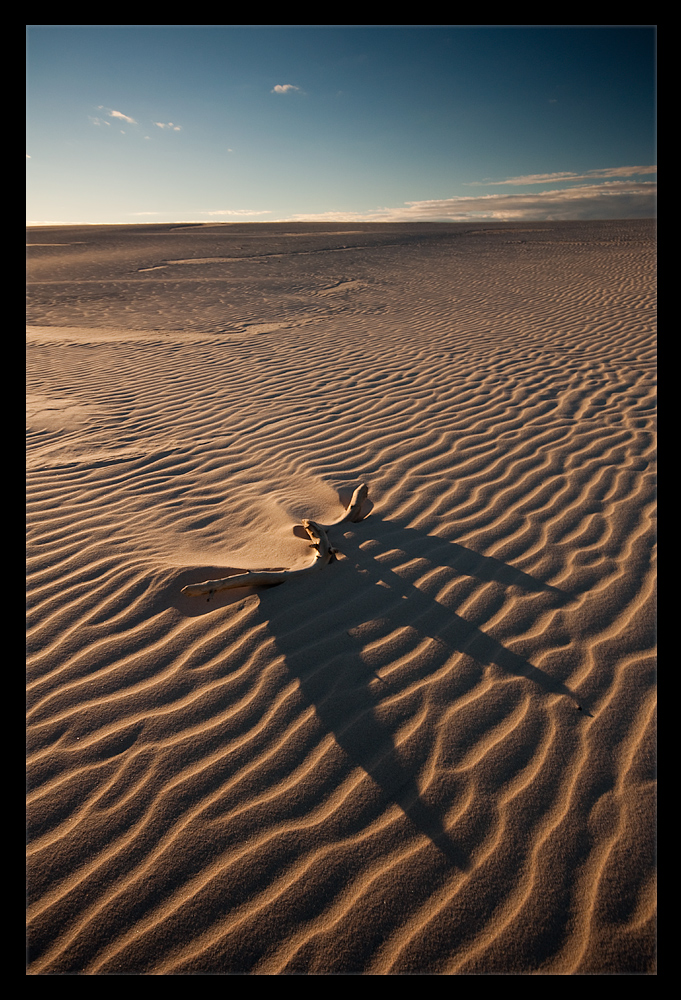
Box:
[27,221,656,974]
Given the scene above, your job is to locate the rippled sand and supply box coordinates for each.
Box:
[27,221,656,974]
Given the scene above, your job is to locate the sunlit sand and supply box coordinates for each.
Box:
[27,220,656,974]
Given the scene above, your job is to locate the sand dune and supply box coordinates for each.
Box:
[27,220,656,974]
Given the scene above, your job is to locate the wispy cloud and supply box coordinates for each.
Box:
[93,107,137,125]
[473,165,657,186]
[107,109,137,124]
[129,209,272,218]
[203,209,272,216]
[92,108,183,133]
[284,179,656,223]
[272,84,300,94]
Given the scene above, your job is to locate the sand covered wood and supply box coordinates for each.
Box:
[180,484,369,596]
[27,221,656,975]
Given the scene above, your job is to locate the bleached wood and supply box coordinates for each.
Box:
[181,485,368,598]
[315,483,369,528]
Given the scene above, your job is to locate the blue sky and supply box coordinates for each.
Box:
[26,25,656,224]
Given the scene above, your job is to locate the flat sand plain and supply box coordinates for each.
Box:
[27,221,656,974]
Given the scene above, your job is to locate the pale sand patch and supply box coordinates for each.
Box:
[27,220,656,975]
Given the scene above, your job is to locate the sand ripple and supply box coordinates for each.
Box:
[27,221,655,974]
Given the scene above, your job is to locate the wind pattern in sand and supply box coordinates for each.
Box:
[27,221,656,974]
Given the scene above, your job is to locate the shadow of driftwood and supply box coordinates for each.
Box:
[172,498,583,866]
[351,518,579,704]
[172,490,588,869]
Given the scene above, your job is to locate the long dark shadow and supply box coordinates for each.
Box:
[198,504,585,870]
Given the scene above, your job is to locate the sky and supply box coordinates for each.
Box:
[26,25,657,225]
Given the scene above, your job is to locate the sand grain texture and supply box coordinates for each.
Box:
[27,221,656,974]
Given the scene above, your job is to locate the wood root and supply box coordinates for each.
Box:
[181,483,369,598]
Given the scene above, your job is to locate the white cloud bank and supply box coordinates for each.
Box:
[285,178,656,223]
[272,84,300,94]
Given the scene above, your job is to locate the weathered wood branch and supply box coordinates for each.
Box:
[181,484,368,598]
[315,482,369,529]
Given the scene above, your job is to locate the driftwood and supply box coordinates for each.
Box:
[181,483,369,598]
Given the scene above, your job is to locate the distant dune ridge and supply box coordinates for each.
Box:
[26,220,656,974]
